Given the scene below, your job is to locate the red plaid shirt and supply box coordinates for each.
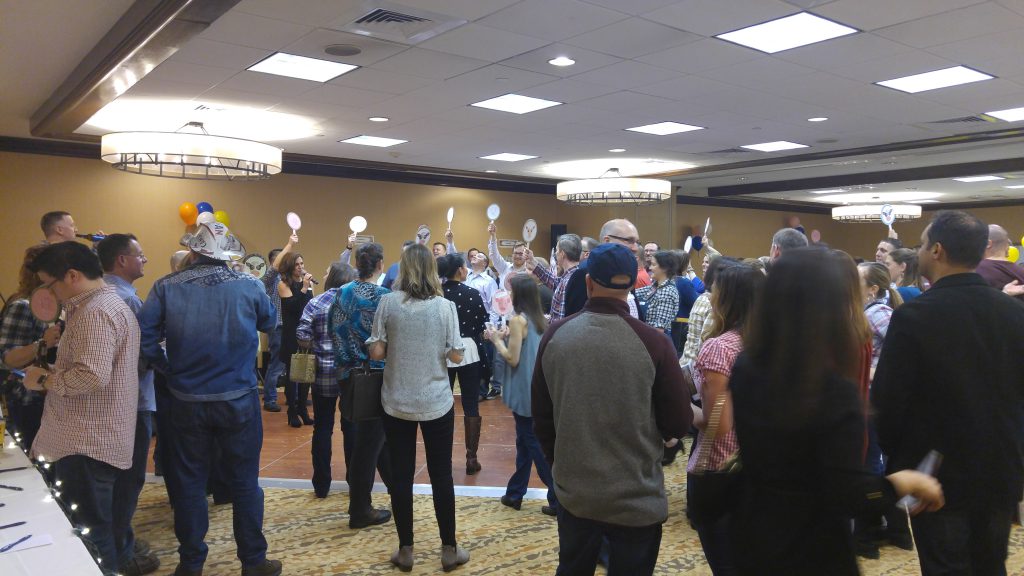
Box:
[688,329,742,473]
[31,285,139,470]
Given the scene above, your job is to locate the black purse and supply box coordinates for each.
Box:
[342,363,384,422]
[687,394,742,525]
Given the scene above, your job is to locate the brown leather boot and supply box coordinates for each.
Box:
[464,416,482,475]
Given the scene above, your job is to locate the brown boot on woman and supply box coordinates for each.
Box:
[464,416,482,475]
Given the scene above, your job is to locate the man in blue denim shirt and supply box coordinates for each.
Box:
[138,222,280,576]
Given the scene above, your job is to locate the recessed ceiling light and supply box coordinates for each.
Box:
[470,94,562,115]
[609,148,626,153]
[807,117,828,122]
[548,56,576,67]
[625,122,705,136]
[952,175,1004,182]
[910,200,941,204]
[741,140,809,152]
[876,66,994,94]
[985,106,1024,122]
[715,12,858,54]
[339,135,407,147]
[485,170,499,173]
[480,153,538,162]
[810,189,845,194]
[1003,184,1024,189]
[248,52,358,83]
[368,116,389,122]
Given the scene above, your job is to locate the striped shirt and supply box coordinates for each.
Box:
[31,285,139,470]
[297,288,339,397]
[688,329,742,473]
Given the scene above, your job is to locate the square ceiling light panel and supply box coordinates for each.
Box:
[248,52,359,82]
[715,12,858,54]
[952,175,1004,182]
[986,106,1024,122]
[339,135,407,147]
[480,153,538,161]
[876,66,994,94]
[625,121,705,135]
[741,140,809,152]
[470,94,563,114]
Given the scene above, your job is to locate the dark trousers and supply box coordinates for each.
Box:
[311,392,346,494]
[112,410,153,567]
[56,455,119,572]
[555,506,663,576]
[505,413,558,508]
[448,364,481,417]
[165,391,267,570]
[383,408,456,547]
[8,396,44,451]
[478,341,495,396]
[153,374,177,502]
[912,503,1014,576]
[671,321,688,357]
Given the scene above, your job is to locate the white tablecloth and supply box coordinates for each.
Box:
[0,433,103,576]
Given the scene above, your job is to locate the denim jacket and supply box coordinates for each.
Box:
[139,263,275,401]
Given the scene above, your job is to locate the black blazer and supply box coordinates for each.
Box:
[872,272,1024,510]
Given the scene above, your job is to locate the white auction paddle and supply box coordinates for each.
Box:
[522,218,538,251]
[349,216,367,234]
[286,212,302,235]
[683,236,693,253]
[446,206,454,231]
[486,203,501,223]
[704,217,712,237]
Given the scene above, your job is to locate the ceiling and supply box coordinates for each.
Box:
[5,0,1024,209]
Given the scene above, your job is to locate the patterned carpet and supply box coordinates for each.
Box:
[132,454,1024,575]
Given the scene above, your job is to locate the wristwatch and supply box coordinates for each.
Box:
[36,372,49,390]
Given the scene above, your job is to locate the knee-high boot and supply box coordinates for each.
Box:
[464,416,482,475]
[298,383,314,425]
[284,380,301,428]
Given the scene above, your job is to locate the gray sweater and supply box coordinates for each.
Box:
[367,291,463,421]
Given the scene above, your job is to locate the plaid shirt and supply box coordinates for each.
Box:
[263,268,283,326]
[688,329,742,473]
[32,285,139,470]
[864,298,893,372]
[681,292,712,365]
[534,263,579,320]
[296,288,339,397]
[635,279,679,332]
[0,298,48,405]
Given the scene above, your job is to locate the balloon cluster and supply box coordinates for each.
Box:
[178,202,230,227]
[691,236,704,251]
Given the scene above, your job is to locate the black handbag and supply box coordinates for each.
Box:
[342,363,384,422]
[687,394,742,525]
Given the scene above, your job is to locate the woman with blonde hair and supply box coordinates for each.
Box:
[368,243,469,572]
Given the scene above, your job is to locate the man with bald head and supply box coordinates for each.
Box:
[975,224,1024,300]
[563,219,642,317]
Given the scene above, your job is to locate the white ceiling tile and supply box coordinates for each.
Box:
[419,24,549,62]
[570,60,682,89]
[926,28,1024,77]
[198,11,314,51]
[564,17,701,59]
[775,33,912,71]
[695,57,817,92]
[282,29,409,67]
[372,48,489,80]
[478,0,628,42]
[389,0,522,21]
[576,90,690,116]
[498,43,623,78]
[300,84,397,108]
[582,0,684,15]
[519,79,620,104]
[914,78,1024,109]
[814,0,988,31]
[636,38,761,74]
[632,75,737,102]
[875,3,1024,49]
[328,67,437,95]
[442,64,560,99]
[840,86,971,122]
[169,39,270,70]
[998,0,1024,17]
[642,0,797,36]
[197,86,283,109]
[829,50,958,83]
[121,77,211,102]
[235,0,356,26]
[142,60,238,89]
[267,100,359,122]
[217,70,320,97]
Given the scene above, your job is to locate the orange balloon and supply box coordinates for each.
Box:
[179,202,198,226]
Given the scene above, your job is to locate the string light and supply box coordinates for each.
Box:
[55,480,62,486]
[71,503,79,511]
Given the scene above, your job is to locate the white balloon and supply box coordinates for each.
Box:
[197,212,216,225]
[349,216,367,233]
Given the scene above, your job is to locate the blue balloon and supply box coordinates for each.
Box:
[196,202,214,214]
[692,235,704,251]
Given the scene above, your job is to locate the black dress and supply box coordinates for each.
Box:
[279,279,312,364]
[728,352,897,575]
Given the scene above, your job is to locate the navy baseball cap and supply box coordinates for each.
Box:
[587,243,637,289]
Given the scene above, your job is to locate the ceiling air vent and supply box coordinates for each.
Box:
[330,2,467,45]
[702,147,756,155]
[928,115,995,124]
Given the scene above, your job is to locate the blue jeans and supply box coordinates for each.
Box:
[555,506,663,576]
[262,326,283,404]
[56,455,119,572]
[165,391,267,570]
[505,413,558,509]
[113,411,153,567]
[490,348,505,393]
[912,503,1014,576]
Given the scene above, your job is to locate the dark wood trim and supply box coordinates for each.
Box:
[921,199,1024,211]
[707,158,1024,197]
[675,195,830,214]
[30,0,240,139]
[654,127,1024,179]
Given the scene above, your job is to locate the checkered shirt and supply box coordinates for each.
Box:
[296,288,339,397]
[635,279,680,332]
[681,292,712,365]
[864,299,893,372]
[533,263,579,320]
[687,329,742,473]
[0,298,48,404]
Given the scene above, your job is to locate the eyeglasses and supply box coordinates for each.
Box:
[607,234,639,246]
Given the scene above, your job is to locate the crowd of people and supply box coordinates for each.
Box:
[1,208,1023,576]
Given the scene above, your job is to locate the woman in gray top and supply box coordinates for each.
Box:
[368,243,468,572]
[487,275,559,516]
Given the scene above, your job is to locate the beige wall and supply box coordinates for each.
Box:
[3,150,1023,299]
